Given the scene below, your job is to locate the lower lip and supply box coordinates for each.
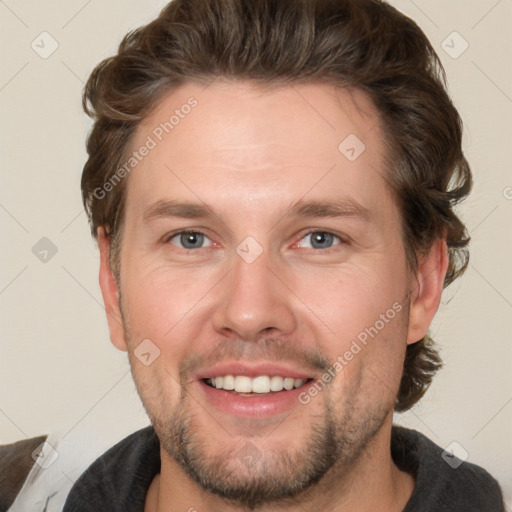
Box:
[197,379,310,419]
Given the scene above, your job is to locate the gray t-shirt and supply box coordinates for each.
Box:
[63,425,505,511]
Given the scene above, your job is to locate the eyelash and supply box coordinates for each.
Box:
[163,228,347,254]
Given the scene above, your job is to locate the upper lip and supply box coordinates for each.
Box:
[194,361,315,381]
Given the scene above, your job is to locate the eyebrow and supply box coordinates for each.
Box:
[142,197,371,225]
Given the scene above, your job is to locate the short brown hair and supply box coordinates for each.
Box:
[81,0,472,412]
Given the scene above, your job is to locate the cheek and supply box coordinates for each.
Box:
[121,272,191,408]
[298,263,407,339]
[121,261,208,342]
[300,265,408,396]
[323,325,408,421]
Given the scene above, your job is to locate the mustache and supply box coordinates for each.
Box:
[179,336,332,384]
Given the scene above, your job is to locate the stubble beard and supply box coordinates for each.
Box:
[119,295,398,510]
[145,382,392,510]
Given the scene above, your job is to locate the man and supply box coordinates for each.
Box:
[63,0,505,510]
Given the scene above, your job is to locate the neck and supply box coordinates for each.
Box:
[145,418,414,512]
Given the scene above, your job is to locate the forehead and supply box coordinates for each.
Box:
[124,79,395,224]
[137,79,383,162]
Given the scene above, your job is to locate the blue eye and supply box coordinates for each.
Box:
[298,231,342,251]
[168,230,212,250]
[165,229,344,252]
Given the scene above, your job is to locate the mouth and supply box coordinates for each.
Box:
[197,373,315,419]
[202,375,313,395]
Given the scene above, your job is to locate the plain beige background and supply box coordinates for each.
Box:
[1,0,511,507]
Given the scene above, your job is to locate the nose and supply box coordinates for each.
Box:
[211,243,297,342]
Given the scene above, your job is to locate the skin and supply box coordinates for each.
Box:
[97,80,448,511]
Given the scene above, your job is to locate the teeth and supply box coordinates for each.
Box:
[206,375,307,393]
[235,376,252,393]
[252,376,270,393]
[222,375,235,390]
[283,377,295,390]
[270,376,284,391]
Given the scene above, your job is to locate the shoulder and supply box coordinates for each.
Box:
[4,428,130,512]
[0,435,47,511]
[63,425,160,512]
[392,425,505,512]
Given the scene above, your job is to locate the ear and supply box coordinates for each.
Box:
[407,238,449,344]
[97,226,127,352]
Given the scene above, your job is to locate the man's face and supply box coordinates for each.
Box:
[109,80,414,506]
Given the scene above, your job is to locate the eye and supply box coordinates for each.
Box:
[296,231,343,251]
[167,230,212,250]
[164,229,345,253]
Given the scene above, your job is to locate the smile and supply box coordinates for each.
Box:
[204,375,309,394]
